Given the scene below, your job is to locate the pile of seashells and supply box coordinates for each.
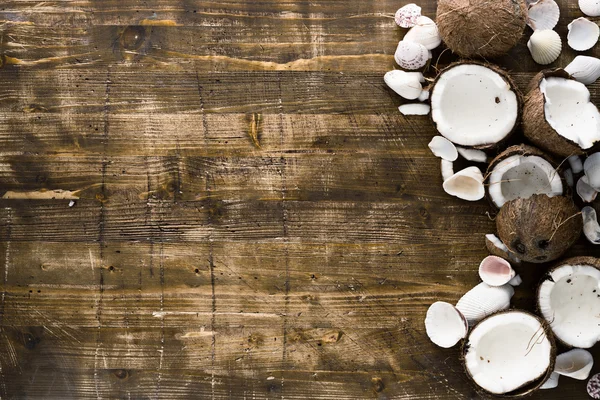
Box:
[387,1,600,398]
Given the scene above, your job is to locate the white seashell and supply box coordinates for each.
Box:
[588,373,600,398]
[428,136,458,161]
[540,372,560,389]
[565,56,600,85]
[528,0,560,30]
[398,103,430,115]
[418,89,429,102]
[568,155,584,174]
[455,282,514,326]
[441,159,454,181]
[384,70,424,100]
[555,349,594,380]
[442,166,485,201]
[404,16,442,50]
[528,29,562,65]
[564,168,574,187]
[584,152,600,190]
[579,0,600,17]
[394,40,430,70]
[424,301,468,348]
[456,147,488,163]
[508,274,522,286]
[582,206,600,244]
[577,176,598,202]
[478,256,516,287]
[568,17,600,51]
[394,3,422,28]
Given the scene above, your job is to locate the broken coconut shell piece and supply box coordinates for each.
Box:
[540,371,560,389]
[430,62,520,149]
[555,349,594,380]
[537,257,600,348]
[485,233,522,264]
[456,282,514,326]
[442,166,485,201]
[428,136,458,161]
[486,144,563,209]
[582,206,600,244]
[456,147,487,163]
[523,70,600,157]
[440,159,454,181]
[478,256,515,287]
[398,103,430,115]
[425,301,468,348]
[496,194,582,263]
[463,310,555,396]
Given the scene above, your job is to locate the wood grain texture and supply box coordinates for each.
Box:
[1,0,600,399]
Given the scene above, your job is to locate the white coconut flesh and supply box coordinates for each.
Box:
[488,154,563,208]
[540,77,600,150]
[465,312,553,394]
[431,64,518,147]
[539,264,600,348]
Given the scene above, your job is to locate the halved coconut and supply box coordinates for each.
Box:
[430,62,520,149]
[537,257,600,348]
[523,69,600,157]
[463,310,555,396]
[486,144,563,209]
[425,301,468,348]
[496,194,582,263]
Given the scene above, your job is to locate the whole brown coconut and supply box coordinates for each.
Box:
[436,0,527,58]
[496,194,582,263]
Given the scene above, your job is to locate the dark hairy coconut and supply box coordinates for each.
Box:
[436,0,527,58]
[496,194,582,263]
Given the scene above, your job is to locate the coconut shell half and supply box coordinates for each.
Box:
[496,194,582,263]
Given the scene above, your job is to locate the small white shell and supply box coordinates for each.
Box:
[577,176,598,203]
[568,155,584,174]
[404,16,442,50]
[568,17,600,51]
[582,206,600,244]
[528,29,562,65]
[455,282,514,326]
[456,147,488,163]
[528,0,560,30]
[384,70,424,100]
[394,3,422,28]
[424,301,468,348]
[398,103,430,115]
[565,56,600,85]
[508,274,522,286]
[555,349,594,380]
[441,159,454,181]
[394,40,430,70]
[478,256,516,287]
[564,168,574,187]
[540,372,560,389]
[579,0,600,17]
[442,166,485,201]
[428,136,458,161]
[584,152,600,189]
[418,89,429,102]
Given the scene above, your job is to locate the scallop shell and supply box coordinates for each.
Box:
[442,166,484,201]
[394,40,430,70]
[441,159,454,181]
[584,152,600,189]
[398,103,430,115]
[528,0,560,30]
[582,206,600,244]
[455,282,514,325]
[395,3,422,28]
[577,176,597,203]
[478,256,516,287]
[565,56,600,85]
[428,136,458,161]
[404,16,442,50]
[384,70,424,100]
[568,17,600,51]
[540,372,560,389]
[579,0,600,17]
[527,29,562,65]
[555,349,594,380]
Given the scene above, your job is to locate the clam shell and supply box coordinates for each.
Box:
[528,0,560,30]
[577,176,598,202]
[555,349,594,380]
[565,56,600,85]
[584,152,600,190]
[528,29,562,65]
[442,166,484,201]
[428,136,458,161]
[540,372,560,389]
[582,206,600,244]
[404,16,442,50]
[441,159,454,181]
[579,0,600,17]
[398,103,430,115]
[568,17,600,51]
[394,40,430,70]
[384,70,423,100]
[478,256,516,287]
[455,282,514,325]
[394,3,422,28]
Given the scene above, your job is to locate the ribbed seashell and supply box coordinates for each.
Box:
[384,70,423,100]
[478,256,516,287]
[428,136,458,161]
[455,282,514,325]
[425,301,468,348]
[565,56,600,85]
[540,372,560,389]
[582,206,600,244]
[441,159,454,181]
[398,103,430,115]
[555,349,594,380]
[394,3,422,28]
[394,40,430,70]
[528,0,560,30]
[404,16,442,50]
[577,176,597,203]
[568,17,600,51]
[579,0,600,17]
[584,152,600,189]
[442,166,484,201]
[527,29,562,65]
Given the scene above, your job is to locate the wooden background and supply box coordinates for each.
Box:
[0,0,599,398]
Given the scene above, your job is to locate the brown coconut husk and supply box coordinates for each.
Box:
[436,0,527,58]
[496,194,582,263]
[523,69,590,158]
[461,310,556,398]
